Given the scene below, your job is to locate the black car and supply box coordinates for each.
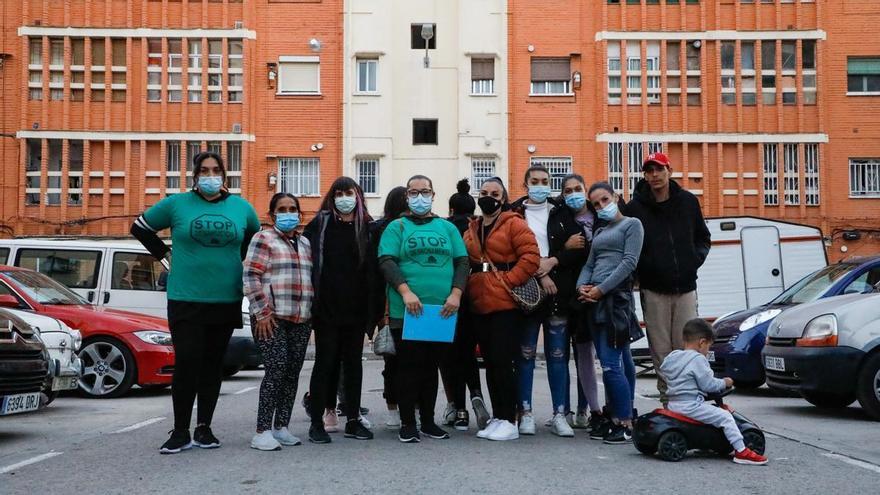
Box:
[0,309,51,417]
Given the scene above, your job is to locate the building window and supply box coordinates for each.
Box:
[207,141,222,155]
[277,56,320,95]
[28,39,42,101]
[608,143,624,194]
[804,144,820,206]
[686,41,702,105]
[279,158,320,196]
[46,140,62,205]
[763,144,779,206]
[625,42,641,104]
[847,57,880,94]
[666,41,681,105]
[410,24,436,50]
[627,143,643,198]
[529,157,572,192]
[850,159,880,198]
[227,142,242,192]
[228,39,243,102]
[802,40,817,105]
[356,158,379,196]
[25,139,41,205]
[471,58,495,95]
[207,40,223,102]
[413,119,438,145]
[783,143,800,205]
[646,41,660,104]
[356,58,378,93]
[781,41,797,105]
[607,42,621,104]
[147,38,162,102]
[761,40,777,105]
[471,157,496,192]
[166,141,181,191]
[530,58,571,95]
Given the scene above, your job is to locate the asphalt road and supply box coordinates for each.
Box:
[1,360,878,494]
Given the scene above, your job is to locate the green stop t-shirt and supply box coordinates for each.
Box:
[143,191,261,303]
[378,216,467,319]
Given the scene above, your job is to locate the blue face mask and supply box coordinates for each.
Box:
[597,201,619,222]
[198,176,223,195]
[275,212,300,232]
[528,185,552,203]
[564,192,586,211]
[408,195,433,216]
[334,195,357,214]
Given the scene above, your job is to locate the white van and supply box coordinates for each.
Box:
[0,238,259,375]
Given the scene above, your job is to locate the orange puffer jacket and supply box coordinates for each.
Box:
[463,211,540,315]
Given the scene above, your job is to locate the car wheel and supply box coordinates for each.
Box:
[222,365,243,378]
[77,337,137,399]
[856,352,880,421]
[733,379,765,390]
[742,429,766,455]
[801,391,856,409]
[657,431,688,462]
[635,442,656,456]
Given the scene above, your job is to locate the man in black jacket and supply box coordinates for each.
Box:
[625,152,711,405]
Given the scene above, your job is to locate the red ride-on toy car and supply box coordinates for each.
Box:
[632,388,766,462]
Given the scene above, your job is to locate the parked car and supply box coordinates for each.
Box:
[2,308,82,405]
[762,291,880,420]
[0,265,174,398]
[0,309,51,417]
[0,238,259,375]
[710,256,880,388]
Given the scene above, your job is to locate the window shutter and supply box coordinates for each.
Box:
[530,58,571,82]
[848,58,880,75]
[471,58,495,80]
[278,62,319,93]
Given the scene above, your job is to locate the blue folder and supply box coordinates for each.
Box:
[402,304,457,343]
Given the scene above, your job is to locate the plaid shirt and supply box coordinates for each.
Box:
[243,227,314,323]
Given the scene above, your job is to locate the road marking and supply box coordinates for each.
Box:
[823,453,880,474]
[113,417,166,434]
[234,386,258,395]
[0,452,63,474]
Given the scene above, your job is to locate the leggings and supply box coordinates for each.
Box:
[574,342,602,413]
[391,324,444,426]
[308,322,364,424]
[255,320,310,432]
[169,323,234,431]
[474,310,523,423]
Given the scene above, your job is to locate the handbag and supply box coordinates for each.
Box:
[372,323,396,356]
[482,256,545,314]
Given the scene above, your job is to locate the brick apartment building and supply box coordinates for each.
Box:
[1,0,878,259]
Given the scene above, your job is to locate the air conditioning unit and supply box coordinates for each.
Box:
[232,123,242,134]
[233,21,244,29]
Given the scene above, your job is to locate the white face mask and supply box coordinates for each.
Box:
[334,195,357,214]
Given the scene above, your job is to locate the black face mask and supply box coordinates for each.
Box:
[478,196,502,216]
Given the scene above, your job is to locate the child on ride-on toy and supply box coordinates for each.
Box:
[659,319,769,466]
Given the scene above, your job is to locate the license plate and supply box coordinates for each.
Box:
[1,392,42,416]
[765,356,786,372]
[707,351,715,362]
[52,376,78,391]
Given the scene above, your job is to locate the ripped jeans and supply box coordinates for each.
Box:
[593,326,636,422]
[517,316,569,414]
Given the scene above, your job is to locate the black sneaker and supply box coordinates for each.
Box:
[453,410,469,431]
[589,417,612,440]
[192,425,221,449]
[586,412,605,434]
[337,404,371,417]
[159,429,192,454]
[301,392,312,419]
[603,424,632,445]
[344,419,374,440]
[398,424,421,443]
[308,424,332,444]
[420,422,450,439]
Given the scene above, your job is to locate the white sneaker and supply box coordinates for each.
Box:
[442,402,456,426]
[565,411,576,428]
[385,409,400,430]
[519,413,536,435]
[550,413,575,437]
[323,409,339,433]
[358,414,373,430]
[271,427,302,446]
[488,420,519,441]
[573,412,589,429]
[250,431,282,451]
[477,418,501,439]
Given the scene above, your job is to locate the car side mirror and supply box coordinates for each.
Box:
[157,272,168,291]
[0,294,21,308]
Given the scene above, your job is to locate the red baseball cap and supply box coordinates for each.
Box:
[643,152,671,170]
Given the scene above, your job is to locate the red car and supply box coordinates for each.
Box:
[0,265,173,398]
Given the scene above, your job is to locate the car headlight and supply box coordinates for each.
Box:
[70,329,82,351]
[714,310,739,325]
[134,330,173,346]
[739,309,783,332]
[797,314,838,347]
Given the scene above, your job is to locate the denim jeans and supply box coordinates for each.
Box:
[593,327,636,421]
[517,316,569,414]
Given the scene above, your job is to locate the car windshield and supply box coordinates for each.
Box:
[770,264,858,305]
[2,270,87,305]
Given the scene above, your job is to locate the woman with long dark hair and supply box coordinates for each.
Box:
[304,177,375,444]
[131,151,260,454]
[244,193,313,451]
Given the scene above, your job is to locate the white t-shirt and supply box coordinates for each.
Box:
[524,201,551,257]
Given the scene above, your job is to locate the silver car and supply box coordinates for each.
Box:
[762,292,880,420]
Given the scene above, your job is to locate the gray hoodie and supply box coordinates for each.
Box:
[659,349,727,402]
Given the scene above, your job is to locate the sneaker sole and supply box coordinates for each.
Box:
[488,434,519,441]
[733,458,768,466]
[603,437,632,445]
[343,433,374,440]
[275,439,302,446]
[398,436,421,443]
[454,425,469,431]
[471,398,490,430]
[551,430,575,438]
[519,429,536,436]
[250,444,282,451]
[421,432,450,440]
[308,437,332,444]
[192,441,220,449]
[159,442,192,454]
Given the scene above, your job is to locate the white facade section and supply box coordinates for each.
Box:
[343,0,509,216]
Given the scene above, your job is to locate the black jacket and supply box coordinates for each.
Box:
[625,179,711,294]
[583,282,644,349]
